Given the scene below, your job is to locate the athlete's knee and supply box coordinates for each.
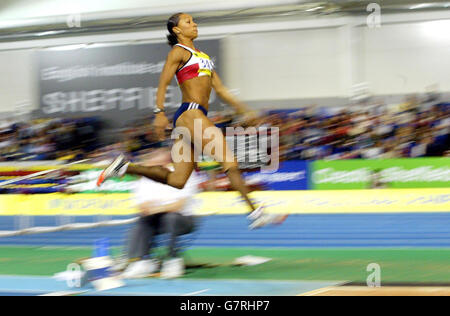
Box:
[169,180,186,190]
[167,174,188,189]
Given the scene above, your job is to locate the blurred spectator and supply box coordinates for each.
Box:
[120,147,199,279]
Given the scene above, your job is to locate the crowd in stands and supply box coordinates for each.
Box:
[119,97,450,162]
[270,100,450,161]
[0,117,101,162]
[1,97,449,163]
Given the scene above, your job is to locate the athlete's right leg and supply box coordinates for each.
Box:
[126,161,194,190]
[97,139,195,189]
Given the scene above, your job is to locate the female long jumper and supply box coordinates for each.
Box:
[97,13,287,229]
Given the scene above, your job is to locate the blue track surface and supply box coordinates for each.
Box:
[0,275,343,296]
[1,213,450,248]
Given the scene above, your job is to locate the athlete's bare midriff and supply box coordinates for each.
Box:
[180,76,212,111]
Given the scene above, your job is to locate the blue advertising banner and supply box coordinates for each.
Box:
[243,160,309,190]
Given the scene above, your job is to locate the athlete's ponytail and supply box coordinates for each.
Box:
[167,13,183,47]
[167,33,178,47]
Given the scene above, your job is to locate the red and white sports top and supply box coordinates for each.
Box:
[175,43,214,85]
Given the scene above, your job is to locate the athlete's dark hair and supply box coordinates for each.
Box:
[167,13,183,47]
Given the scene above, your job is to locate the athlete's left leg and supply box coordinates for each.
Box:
[187,115,287,228]
[178,110,257,213]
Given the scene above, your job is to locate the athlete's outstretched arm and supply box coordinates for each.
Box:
[211,70,255,117]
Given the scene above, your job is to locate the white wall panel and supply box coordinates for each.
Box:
[0,50,36,113]
[223,27,346,101]
[362,20,450,94]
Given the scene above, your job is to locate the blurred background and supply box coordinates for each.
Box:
[0,0,449,295]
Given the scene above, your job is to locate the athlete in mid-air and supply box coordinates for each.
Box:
[97,13,287,228]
